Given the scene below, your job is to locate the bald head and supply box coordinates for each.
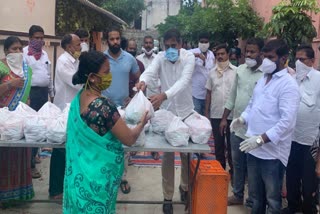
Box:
[61,34,81,53]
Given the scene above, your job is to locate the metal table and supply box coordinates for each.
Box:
[0,132,211,213]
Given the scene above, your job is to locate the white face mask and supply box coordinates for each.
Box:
[245,58,257,68]
[259,58,277,74]
[142,47,153,55]
[295,60,312,84]
[6,53,24,77]
[80,42,89,52]
[198,42,209,53]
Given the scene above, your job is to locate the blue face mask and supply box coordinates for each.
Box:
[165,47,179,62]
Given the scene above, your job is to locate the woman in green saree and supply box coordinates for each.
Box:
[0,36,33,207]
[63,51,148,214]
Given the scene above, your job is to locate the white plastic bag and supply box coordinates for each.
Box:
[184,112,212,144]
[62,103,70,120]
[125,91,154,124]
[0,107,11,127]
[127,124,145,147]
[46,116,66,143]
[0,117,24,141]
[151,109,175,133]
[165,117,190,147]
[38,102,62,125]
[24,117,46,142]
[15,101,37,116]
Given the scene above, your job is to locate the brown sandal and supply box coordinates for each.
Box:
[31,168,41,179]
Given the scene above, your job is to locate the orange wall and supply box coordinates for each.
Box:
[251,0,320,67]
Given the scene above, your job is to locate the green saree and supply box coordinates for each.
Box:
[63,91,124,214]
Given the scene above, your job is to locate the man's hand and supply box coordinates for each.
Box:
[239,136,264,153]
[150,93,167,110]
[230,117,245,133]
[135,81,146,92]
[219,118,228,136]
[194,53,205,61]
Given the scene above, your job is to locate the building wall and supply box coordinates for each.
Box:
[0,0,56,36]
[251,0,320,67]
[141,0,181,30]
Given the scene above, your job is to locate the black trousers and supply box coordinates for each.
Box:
[49,148,66,197]
[29,86,49,169]
[210,118,232,172]
[286,141,318,214]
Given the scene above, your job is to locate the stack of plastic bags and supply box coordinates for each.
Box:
[0,101,70,144]
[16,102,46,143]
[124,91,154,146]
[0,107,24,141]
[184,112,212,144]
[150,109,212,147]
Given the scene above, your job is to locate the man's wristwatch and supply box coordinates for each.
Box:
[256,136,264,146]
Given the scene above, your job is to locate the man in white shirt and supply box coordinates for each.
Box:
[189,32,215,115]
[74,28,90,52]
[136,29,195,214]
[283,45,320,214]
[231,39,300,213]
[137,35,156,68]
[137,36,159,97]
[49,34,82,200]
[23,25,54,179]
[205,44,237,174]
[220,38,264,207]
[136,36,160,160]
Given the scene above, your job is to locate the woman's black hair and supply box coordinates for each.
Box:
[4,36,22,51]
[72,51,108,85]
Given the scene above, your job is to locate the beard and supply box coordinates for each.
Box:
[108,43,121,54]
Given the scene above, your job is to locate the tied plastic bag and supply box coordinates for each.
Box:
[24,117,46,142]
[184,112,212,144]
[15,101,37,116]
[125,91,154,124]
[62,103,70,119]
[127,124,145,147]
[0,107,11,127]
[46,117,66,143]
[165,117,190,147]
[151,109,175,134]
[38,102,62,126]
[0,116,24,141]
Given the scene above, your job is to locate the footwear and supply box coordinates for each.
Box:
[179,185,188,202]
[227,195,243,206]
[281,207,303,214]
[151,152,160,160]
[120,180,131,194]
[31,168,41,179]
[35,156,41,164]
[163,200,173,214]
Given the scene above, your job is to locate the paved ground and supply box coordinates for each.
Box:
[2,157,249,214]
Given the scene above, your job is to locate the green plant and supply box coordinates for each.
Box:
[263,0,320,63]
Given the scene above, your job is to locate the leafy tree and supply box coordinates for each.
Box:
[262,0,320,63]
[102,0,145,25]
[55,0,120,36]
[156,0,263,46]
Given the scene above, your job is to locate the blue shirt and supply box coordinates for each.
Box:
[102,50,139,106]
[241,68,300,166]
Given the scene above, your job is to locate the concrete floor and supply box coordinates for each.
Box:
[2,157,249,214]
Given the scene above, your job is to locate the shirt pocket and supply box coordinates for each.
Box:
[301,90,316,107]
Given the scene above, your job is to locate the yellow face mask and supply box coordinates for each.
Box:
[94,72,112,91]
[72,51,81,59]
